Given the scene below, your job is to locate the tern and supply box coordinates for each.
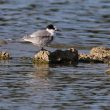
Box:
[22,24,58,50]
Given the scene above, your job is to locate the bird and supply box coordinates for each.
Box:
[22,24,58,50]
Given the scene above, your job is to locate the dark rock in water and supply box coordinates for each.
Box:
[0,39,7,46]
[0,51,10,60]
[33,48,78,65]
[50,48,78,65]
[79,46,110,63]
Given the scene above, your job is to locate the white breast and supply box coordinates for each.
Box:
[46,29,55,36]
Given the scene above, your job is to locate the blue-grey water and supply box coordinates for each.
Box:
[0,0,110,110]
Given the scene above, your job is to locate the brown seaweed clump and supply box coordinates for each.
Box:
[0,51,10,60]
[33,48,78,65]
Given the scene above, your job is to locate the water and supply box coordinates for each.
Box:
[0,0,110,110]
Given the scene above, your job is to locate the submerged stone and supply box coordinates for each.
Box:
[0,39,7,46]
[0,51,10,60]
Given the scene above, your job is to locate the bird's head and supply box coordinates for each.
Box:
[46,24,60,35]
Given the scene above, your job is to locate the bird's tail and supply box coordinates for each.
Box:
[21,34,31,42]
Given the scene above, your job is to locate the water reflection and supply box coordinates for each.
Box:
[0,59,110,110]
[33,63,52,79]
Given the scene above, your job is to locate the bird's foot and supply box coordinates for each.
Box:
[41,48,47,51]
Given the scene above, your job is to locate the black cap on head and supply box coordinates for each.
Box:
[46,24,55,30]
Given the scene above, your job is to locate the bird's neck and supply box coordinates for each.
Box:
[46,29,55,36]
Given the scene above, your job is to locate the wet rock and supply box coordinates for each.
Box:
[33,48,78,65]
[105,69,110,75]
[0,51,10,60]
[90,47,110,63]
[33,50,50,64]
[79,54,103,63]
[79,47,110,63]
[50,48,78,65]
[0,39,7,46]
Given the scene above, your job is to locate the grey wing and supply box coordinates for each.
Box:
[22,30,53,48]
[40,35,54,46]
[30,30,53,46]
[30,30,50,38]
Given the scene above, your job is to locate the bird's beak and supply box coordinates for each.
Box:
[55,28,61,31]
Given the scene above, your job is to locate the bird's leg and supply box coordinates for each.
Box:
[41,47,44,51]
[41,47,47,51]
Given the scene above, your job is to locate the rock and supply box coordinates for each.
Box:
[90,47,110,63]
[79,54,91,63]
[79,54,103,63]
[0,39,7,46]
[0,51,10,60]
[33,48,78,65]
[79,47,110,63]
[33,50,50,64]
[105,69,110,75]
[50,48,78,65]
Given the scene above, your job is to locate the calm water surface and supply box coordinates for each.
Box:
[0,0,110,110]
